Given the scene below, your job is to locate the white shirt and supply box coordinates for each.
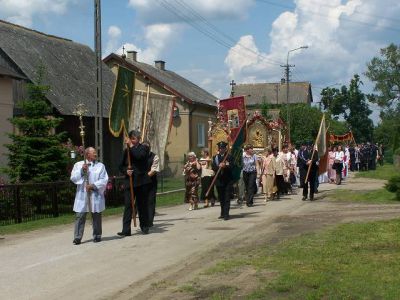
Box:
[70,160,109,213]
[334,151,344,162]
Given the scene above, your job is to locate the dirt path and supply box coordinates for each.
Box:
[1,175,399,300]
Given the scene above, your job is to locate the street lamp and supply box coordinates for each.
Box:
[285,45,308,143]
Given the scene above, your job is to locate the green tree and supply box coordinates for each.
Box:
[278,104,347,146]
[365,43,400,109]
[3,67,69,183]
[320,74,373,142]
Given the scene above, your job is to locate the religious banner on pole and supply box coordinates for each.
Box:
[217,96,246,141]
[109,66,135,137]
[329,132,354,143]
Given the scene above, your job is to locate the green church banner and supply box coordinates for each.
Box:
[109,66,135,137]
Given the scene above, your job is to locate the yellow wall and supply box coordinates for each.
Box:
[0,78,14,170]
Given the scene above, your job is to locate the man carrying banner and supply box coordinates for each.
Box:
[118,130,152,235]
[212,141,234,220]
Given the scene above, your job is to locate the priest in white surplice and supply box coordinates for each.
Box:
[70,147,108,245]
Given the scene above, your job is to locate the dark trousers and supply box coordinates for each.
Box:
[275,174,286,195]
[303,171,317,199]
[74,212,102,240]
[299,168,307,188]
[243,171,257,205]
[216,183,232,218]
[148,178,157,225]
[122,184,151,233]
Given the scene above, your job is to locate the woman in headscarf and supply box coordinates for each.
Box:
[183,152,202,210]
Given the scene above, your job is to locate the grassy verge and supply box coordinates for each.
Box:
[355,164,397,181]
[0,191,185,235]
[327,188,398,204]
[247,219,400,299]
[198,219,400,299]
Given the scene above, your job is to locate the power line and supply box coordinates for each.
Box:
[156,0,283,66]
[255,0,400,33]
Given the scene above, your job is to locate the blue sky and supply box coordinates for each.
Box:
[1,0,400,121]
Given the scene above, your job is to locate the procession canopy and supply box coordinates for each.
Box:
[246,111,286,153]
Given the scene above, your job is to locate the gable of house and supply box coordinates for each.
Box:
[0,20,115,117]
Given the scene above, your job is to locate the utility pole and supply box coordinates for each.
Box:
[280,62,294,142]
[94,0,103,161]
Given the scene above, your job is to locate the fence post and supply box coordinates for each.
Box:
[52,183,59,218]
[14,185,22,224]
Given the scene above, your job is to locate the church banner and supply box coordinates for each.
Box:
[329,132,354,143]
[217,96,246,142]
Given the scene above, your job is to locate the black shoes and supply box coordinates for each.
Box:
[93,237,101,243]
[302,196,307,201]
[73,238,81,245]
[141,227,149,235]
[117,232,131,237]
[218,215,224,219]
[224,216,230,221]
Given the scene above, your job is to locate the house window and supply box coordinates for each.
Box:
[197,123,205,147]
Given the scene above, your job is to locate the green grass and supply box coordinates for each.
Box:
[246,218,400,299]
[0,191,185,235]
[158,177,185,192]
[355,164,398,181]
[328,188,398,204]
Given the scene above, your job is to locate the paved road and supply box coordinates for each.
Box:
[0,176,397,300]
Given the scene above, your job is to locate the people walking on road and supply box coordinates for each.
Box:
[259,147,276,202]
[118,130,152,236]
[212,141,234,220]
[242,144,258,207]
[199,148,216,208]
[70,147,109,245]
[183,152,202,211]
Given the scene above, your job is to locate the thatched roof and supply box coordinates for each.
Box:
[104,53,217,107]
[0,19,115,117]
[235,82,313,106]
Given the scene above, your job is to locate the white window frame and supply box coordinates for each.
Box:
[197,123,205,147]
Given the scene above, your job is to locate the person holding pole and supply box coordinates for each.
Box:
[71,147,108,245]
[118,130,152,236]
[211,141,234,220]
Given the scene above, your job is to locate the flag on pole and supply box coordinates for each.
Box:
[316,114,327,158]
[217,96,246,141]
[316,114,329,175]
[230,124,245,181]
[109,66,135,137]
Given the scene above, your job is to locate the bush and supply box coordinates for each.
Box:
[385,175,400,200]
[394,148,400,156]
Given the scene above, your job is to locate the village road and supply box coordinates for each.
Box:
[1,175,399,300]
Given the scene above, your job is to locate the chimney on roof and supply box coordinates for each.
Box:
[126,50,137,62]
[154,60,165,70]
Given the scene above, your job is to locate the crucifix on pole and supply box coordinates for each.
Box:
[230,80,236,97]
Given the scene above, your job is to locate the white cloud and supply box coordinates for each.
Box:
[109,23,183,64]
[0,0,74,27]
[105,25,122,55]
[225,0,400,95]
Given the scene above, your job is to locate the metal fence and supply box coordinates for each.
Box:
[0,166,186,226]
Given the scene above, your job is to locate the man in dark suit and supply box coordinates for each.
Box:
[118,130,152,236]
[298,142,319,201]
[212,141,234,220]
[142,141,159,227]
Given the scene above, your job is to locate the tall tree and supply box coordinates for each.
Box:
[3,66,69,183]
[320,74,373,142]
[365,43,400,109]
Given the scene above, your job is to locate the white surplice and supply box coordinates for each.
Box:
[70,160,109,213]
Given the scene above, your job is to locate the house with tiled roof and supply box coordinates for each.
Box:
[0,19,122,174]
[235,81,313,118]
[104,51,218,165]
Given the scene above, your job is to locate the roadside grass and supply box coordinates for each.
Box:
[158,177,184,192]
[248,219,400,299]
[0,191,185,235]
[355,164,397,181]
[201,219,400,299]
[328,188,398,204]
